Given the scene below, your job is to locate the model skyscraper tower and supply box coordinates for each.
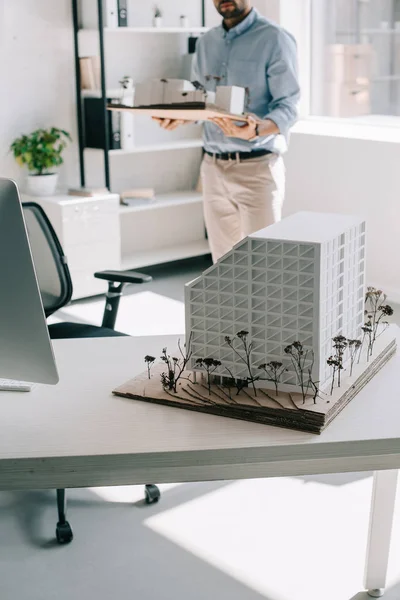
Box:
[185,212,366,392]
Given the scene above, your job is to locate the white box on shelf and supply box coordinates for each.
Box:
[215,86,246,114]
[81,0,118,29]
[22,192,121,300]
[326,44,373,84]
[105,0,118,28]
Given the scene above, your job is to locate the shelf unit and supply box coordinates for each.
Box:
[84,26,209,34]
[118,191,207,270]
[119,190,202,213]
[71,0,210,272]
[72,0,207,190]
[119,191,207,270]
[85,139,204,156]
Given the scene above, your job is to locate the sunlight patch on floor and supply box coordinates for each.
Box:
[51,291,185,336]
[144,476,384,600]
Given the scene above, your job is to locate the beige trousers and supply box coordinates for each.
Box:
[200,153,285,263]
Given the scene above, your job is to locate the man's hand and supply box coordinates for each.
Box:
[209,115,280,140]
[152,117,187,131]
[209,115,258,140]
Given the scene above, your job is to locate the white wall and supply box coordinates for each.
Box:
[284,131,400,302]
[0,0,79,190]
[0,0,211,193]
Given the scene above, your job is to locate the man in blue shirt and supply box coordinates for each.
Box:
[155,0,300,262]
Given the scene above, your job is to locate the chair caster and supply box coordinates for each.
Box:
[56,521,73,544]
[145,484,160,505]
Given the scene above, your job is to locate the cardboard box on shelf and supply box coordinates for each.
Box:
[325,44,373,84]
[324,82,371,118]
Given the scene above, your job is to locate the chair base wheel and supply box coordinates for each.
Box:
[56,521,73,544]
[145,484,160,504]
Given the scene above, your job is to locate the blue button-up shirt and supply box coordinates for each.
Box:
[192,8,300,154]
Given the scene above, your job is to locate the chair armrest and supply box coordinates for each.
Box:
[94,270,152,284]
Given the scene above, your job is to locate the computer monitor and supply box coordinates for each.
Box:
[0,178,59,384]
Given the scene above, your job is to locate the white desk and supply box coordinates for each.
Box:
[1,335,399,598]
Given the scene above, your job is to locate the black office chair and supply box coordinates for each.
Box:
[22,202,161,544]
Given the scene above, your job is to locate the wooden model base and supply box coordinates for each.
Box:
[113,329,396,435]
[107,103,249,122]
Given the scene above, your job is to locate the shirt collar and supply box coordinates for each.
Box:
[221,7,259,39]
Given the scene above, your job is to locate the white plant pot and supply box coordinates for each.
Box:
[25,173,58,197]
[153,16,162,28]
[180,17,189,28]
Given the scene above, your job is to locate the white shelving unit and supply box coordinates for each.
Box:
[85,139,203,156]
[119,190,202,213]
[82,27,209,34]
[74,2,211,277]
[119,191,208,271]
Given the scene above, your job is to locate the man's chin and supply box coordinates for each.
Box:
[219,8,240,18]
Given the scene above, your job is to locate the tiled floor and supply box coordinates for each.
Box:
[2,257,400,600]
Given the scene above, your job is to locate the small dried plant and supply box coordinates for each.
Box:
[284,341,311,403]
[225,331,259,396]
[195,358,222,395]
[258,361,287,397]
[224,366,248,396]
[159,334,193,393]
[348,339,362,377]
[326,335,348,394]
[360,317,373,363]
[364,287,393,357]
[306,370,320,404]
[144,355,156,379]
[327,356,343,395]
[154,5,162,17]
[332,335,348,387]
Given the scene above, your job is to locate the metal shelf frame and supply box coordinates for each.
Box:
[71,0,206,190]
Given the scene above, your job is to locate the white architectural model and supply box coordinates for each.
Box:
[214,86,246,114]
[115,210,395,434]
[185,212,366,393]
[133,78,246,114]
[134,79,202,107]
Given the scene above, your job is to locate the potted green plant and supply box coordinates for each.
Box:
[10,127,72,196]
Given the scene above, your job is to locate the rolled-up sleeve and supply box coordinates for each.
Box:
[264,30,300,138]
